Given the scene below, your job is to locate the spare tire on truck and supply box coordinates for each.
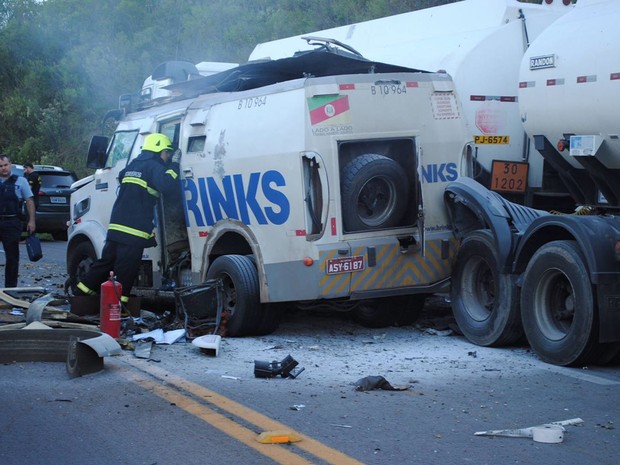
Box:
[341,154,409,232]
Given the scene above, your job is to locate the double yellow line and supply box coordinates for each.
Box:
[116,356,365,465]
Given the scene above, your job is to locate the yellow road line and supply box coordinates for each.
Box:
[116,356,365,465]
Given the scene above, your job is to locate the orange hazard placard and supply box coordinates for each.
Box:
[491,160,528,194]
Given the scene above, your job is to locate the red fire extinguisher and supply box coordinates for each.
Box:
[100,271,122,338]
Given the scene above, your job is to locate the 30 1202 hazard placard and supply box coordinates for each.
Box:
[491,160,528,194]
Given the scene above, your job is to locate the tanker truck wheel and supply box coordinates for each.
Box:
[206,255,261,337]
[520,240,599,366]
[450,230,522,346]
[341,154,409,232]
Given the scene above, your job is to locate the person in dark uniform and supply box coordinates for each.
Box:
[0,154,36,287]
[75,133,181,303]
[23,162,41,197]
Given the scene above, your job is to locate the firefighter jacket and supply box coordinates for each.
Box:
[107,151,180,247]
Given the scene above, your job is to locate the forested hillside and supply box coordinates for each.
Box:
[0,0,541,175]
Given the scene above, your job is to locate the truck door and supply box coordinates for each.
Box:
[91,122,150,233]
[150,119,187,288]
[341,137,450,293]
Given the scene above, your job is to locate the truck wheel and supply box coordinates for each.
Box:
[341,154,409,232]
[394,294,427,326]
[520,240,598,367]
[352,299,393,328]
[255,303,284,336]
[67,241,96,287]
[352,295,424,328]
[450,230,522,346]
[206,255,261,337]
[243,253,281,335]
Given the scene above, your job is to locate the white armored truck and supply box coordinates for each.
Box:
[67,48,471,338]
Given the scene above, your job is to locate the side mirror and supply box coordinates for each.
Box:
[86,135,109,169]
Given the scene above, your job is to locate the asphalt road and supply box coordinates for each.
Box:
[1,241,619,465]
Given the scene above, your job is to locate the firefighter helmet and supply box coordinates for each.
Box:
[142,133,174,153]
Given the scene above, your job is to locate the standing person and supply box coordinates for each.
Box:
[75,133,181,304]
[23,163,41,207]
[0,154,36,287]
[23,163,41,196]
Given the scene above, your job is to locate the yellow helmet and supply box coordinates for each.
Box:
[142,133,173,153]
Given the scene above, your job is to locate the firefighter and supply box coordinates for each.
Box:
[75,133,180,303]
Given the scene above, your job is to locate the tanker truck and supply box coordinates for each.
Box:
[444,0,620,367]
[249,0,577,211]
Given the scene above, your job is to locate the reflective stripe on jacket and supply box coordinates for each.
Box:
[106,150,180,247]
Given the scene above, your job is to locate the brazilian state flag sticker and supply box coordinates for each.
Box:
[308,95,350,125]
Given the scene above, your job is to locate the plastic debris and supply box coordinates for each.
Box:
[474,418,583,442]
[254,354,304,379]
[256,430,302,444]
[192,334,221,356]
[134,340,153,359]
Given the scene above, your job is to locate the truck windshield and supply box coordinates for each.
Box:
[107,130,138,168]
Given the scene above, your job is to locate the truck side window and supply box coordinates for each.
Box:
[188,136,206,153]
[106,130,138,168]
[159,121,181,150]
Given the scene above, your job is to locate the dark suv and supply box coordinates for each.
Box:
[15,165,78,240]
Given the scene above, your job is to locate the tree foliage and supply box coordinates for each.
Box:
[0,0,550,176]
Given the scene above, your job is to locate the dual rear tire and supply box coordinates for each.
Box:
[452,233,613,367]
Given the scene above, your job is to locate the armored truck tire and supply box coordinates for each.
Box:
[254,303,283,336]
[67,241,97,291]
[206,254,262,337]
[520,240,599,367]
[450,230,522,347]
[393,294,427,326]
[352,295,425,328]
[340,154,409,232]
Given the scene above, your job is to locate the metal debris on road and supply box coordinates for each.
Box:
[474,417,584,443]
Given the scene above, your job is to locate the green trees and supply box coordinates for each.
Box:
[0,0,460,175]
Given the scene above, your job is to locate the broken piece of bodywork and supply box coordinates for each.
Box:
[0,323,121,377]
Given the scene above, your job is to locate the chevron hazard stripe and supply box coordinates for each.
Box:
[318,238,457,298]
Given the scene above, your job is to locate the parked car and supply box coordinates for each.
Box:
[13,164,77,240]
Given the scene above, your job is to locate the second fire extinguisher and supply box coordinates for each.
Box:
[100,272,122,338]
